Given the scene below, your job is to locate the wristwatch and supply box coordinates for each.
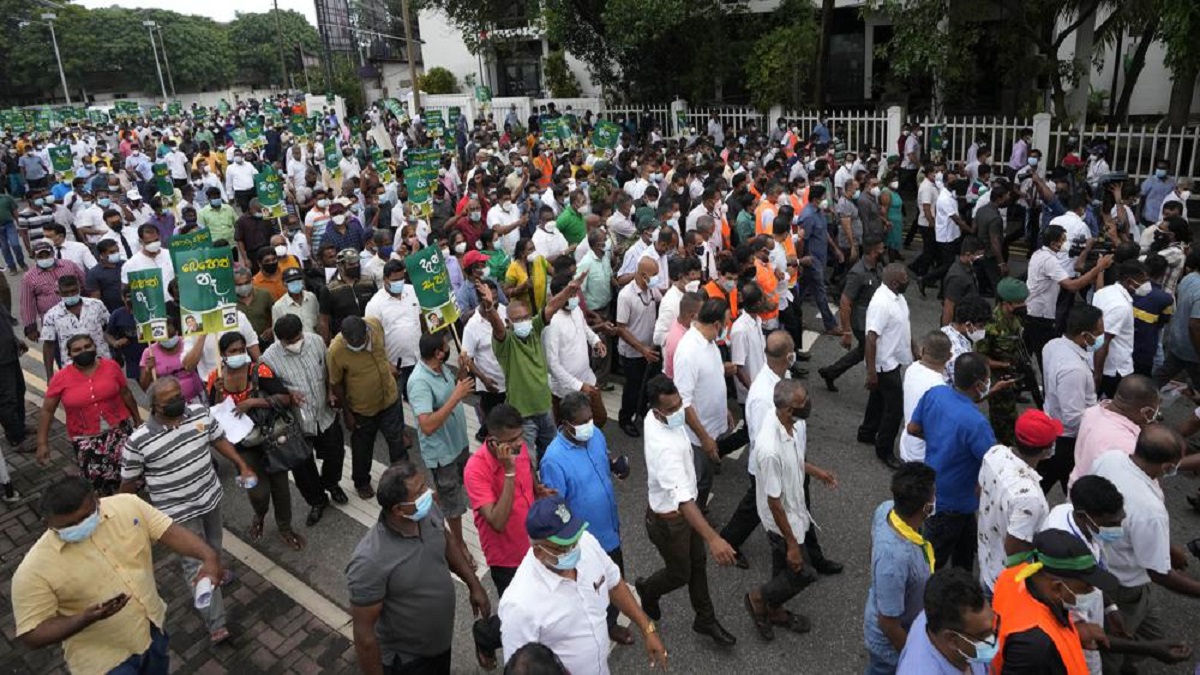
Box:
[643,621,657,635]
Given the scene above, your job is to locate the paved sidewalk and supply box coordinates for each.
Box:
[0,402,356,674]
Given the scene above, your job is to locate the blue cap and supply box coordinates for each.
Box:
[525,496,588,545]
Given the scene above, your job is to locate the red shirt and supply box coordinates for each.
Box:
[463,441,534,568]
[45,358,131,438]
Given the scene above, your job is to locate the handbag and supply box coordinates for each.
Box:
[259,403,312,473]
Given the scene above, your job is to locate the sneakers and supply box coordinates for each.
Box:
[2,482,21,503]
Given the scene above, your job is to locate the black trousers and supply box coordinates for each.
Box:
[908,227,938,275]
[0,360,27,444]
[924,510,977,571]
[1024,317,1058,377]
[619,355,649,424]
[477,391,507,436]
[1040,435,1077,497]
[388,649,451,675]
[1099,374,1124,400]
[642,510,716,625]
[924,238,962,288]
[859,366,904,460]
[824,328,866,381]
[491,566,518,599]
[761,532,817,610]
[350,399,407,487]
[721,474,828,562]
[606,546,626,629]
[308,421,346,490]
[233,188,255,213]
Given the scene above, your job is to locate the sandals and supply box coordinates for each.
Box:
[744,594,774,641]
[475,647,497,670]
[248,515,264,542]
[771,610,812,635]
[210,626,231,645]
[279,529,307,551]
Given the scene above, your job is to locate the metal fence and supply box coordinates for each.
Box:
[915,115,1034,169]
[1046,121,1200,185]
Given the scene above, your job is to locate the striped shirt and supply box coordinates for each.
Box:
[19,259,85,328]
[120,404,225,522]
[260,332,338,436]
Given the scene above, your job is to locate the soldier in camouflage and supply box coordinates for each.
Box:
[976,278,1032,445]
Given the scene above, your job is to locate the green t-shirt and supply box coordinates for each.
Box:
[198,204,236,243]
[492,312,551,416]
[556,206,586,246]
[0,194,18,223]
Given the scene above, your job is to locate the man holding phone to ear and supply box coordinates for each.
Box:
[12,475,222,674]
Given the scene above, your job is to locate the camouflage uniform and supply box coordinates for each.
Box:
[976,304,1025,445]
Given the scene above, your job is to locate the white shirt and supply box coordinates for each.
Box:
[119,250,175,296]
[976,444,1049,591]
[1041,503,1107,675]
[487,202,522,256]
[753,414,811,539]
[187,311,260,382]
[615,282,658,359]
[933,186,961,243]
[729,312,764,402]
[901,135,920,170]
[1092,284,1134,377]
[499,532,620,675]
[673,326,728,444]
[917,180,938,228]
[271,291,320,333]
[542,308,599,398]
[607,210,635,239]
[1025,248,1069,320]
[224,162,258,193]
[76,204,112,244]
[532,225,568,261]
[1042,337,1095,438]
[165,150,189,180]
[644,412,698,513]
[462,304,507,392]
[1089,450,1171,587]
[618,238,651,277]
[654,285,685,347]
[55,240,97,270]
[363,287,421,368]
[864,285,913,372]
[125,204,152,229]
[833,165,854,195]
[898,362,946,462]
[338,157,361,182]
[744,366,784,476]
[1049,211,1091,277]
[623,177,649,200]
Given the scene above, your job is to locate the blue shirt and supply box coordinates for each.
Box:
[1139,175,1177,222]
[406,361,470,468]
[1167,272,1200,362]
[539,429,620,551]
[864,501,931,662]
[799,204,829,263]
[812,123,831,144]
[911,386,996,513]
[896,613,987,675]
[1133,282,1173,368]
[1039,197,1066,230]
[105,307,146,380]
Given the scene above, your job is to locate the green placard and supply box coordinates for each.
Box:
[404,148,440,219]
[2,110,25,131]
[168,101,183,117]
[383,98,406,122]
[170,229,212,256]
[114,101,140,119]
[474,86,492,103]
[148,107,164,122]
[128,268,168,343]
[674,109,688,137]
[543,117,574,148]
[218,99,231,114]
[403,245,459,333]
[289,114,308,139]
[87,109,109,125]
[423,110,445,140]
[153,163,173,203]
[370,145,393,184]
[230,128,249,148]
[34,109,52,134]
[349,116,363,137]
[323,137,340,177]
[175,246,238,336]
[593,119,621,150]
[254,164,286,218]
[193,106,208,122]
[244,116,264,148]
[48,145,73,180]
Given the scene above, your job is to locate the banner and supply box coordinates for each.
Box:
[2,110,25,131]
[167,100,183,117]
[218,99,231,115]
[543,117,574,149]
[254,164,286,218]
[48,146,74,180]
[153,163,174,204]
[230,128,249,149]
[592,119,621,151]
[33,109,52,134]
[192,106,209,122]
[113,101,140,119]
[474,86,492,103]
[127,268,168,343]
[674,109,688,137]
[244,116,265,149]
[423,110,445,143]
[370,145,393,184]
[170,229,212,256]
[289,114,308,140]
[175,247,238,336]
[404,246,459,333]
[383,98,405,120]
[87,108,109,125]
[447,107,461,149]
[404,148,440,219]
[323,137,340,178]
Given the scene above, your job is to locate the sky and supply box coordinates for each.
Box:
[75,0,318,26]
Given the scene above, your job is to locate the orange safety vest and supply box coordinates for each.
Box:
[704,280,738,318]
[754,260,780,321]
[779,235,799,285]
[532,155,554,189]
[754,199,778,236]
[992,564,1090,675]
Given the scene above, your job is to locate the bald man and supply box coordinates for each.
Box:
[615,257,663,437]
[859,263,915,470]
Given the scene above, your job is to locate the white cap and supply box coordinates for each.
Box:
[127,189,142,201]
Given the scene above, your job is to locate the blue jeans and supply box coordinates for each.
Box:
[864,647,898,675]
[0,220,24,268]
[108,624,169,674]
[801,258,836,330]
[520,411,556,471]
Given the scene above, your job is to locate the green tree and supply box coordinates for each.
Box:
[543,50,581,97]
[228,10,322,88]
[1159,0,1200,127]
[419,66,459,94]
[746,1,820,110]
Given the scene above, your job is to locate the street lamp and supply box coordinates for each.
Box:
[41,13,71,104]
[155,24,176,97]
[143,20,168,100]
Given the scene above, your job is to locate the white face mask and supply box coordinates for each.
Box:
[968,327,986,342]
[1134,281,1152,297]
[685,280,700,292]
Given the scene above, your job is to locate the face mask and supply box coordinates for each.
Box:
[35,256,56,269]
[155,393,187,419]
[286,280,305,295]
[1027,157,1040,168]
[1095,522,1124,542]
[572,420,595,442]
[1180,190,1192,201]
[969,328,986,342]
[685,280,700,292]
[894,281,909,295]
[332,214,347,225]
[235,283,253,297]
[1134,281,1152,297]
[56,508,100,543]
[646,276,662,290]
[819,198,830,209]
[388,280,405,295]
[1087,333,1106,353]
[210,199,223,208]
[513,320,534,338]
[62,294,81,307]
[403,489,434,521]
[954,632,999,666]
[317,199,330,209]
[1163,462,1179,478]
[469,210,481,222]
[144,241,162,254]
[542,544,581,571]
[870,187,881,197]
[566,297,579,311]
[72,348,97,367]
[159,335,181,350]
[662,407,686,429]
[97,197,112,208]
[1155,169,1167,179]
[234,156,244,164]
[454,242,467,255]
[225,353,251,369]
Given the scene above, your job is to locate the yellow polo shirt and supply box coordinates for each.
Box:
[327,317,399,416]
[12,494,173,673]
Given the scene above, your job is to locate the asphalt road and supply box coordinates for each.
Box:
[8,256,1200,675]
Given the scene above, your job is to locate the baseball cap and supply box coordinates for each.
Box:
[1014,409,1063,448]
[1014,530,1119,594]
[126,189,142,201]
[336,248,360,265]
[282,267,304,282]
[463,250,488,269]
[525,496,588,546]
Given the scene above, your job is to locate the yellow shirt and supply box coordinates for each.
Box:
[326,317,399,416]
[12,494,174,674]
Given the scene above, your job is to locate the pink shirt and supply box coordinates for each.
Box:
[139,344,203,402]
[464,441,534,568]
[1069,402,1140,487]
[663,321,688,379]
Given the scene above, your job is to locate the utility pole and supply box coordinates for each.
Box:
[41,13,71,104]
[143,21,168,100]
[273,0,289,91]
[401,0,420,110]
[156,24,176,97]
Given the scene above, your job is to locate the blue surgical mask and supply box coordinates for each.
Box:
[566,297,579,311]
[662,408,686,429]
[36,257,55,269]
[1095,526,1124,542]
[513,320,533,338]
[572,420,594,442]
[97,197,112,207]
[107,253,124,264]
[388,280,405,295]
[62,294,81,306]
[1155,168,1167,179]
[161,336,180,349]
[1027,157,1039,168]
[646,276,662,290]
[379,245,394,259]
[286,280,305,294]
[56,508,100,543]
[403,489,434,521]
[210,198,223,207]
[541,544,581,571]
[1086,333,1106,353]
[224,353,251,369]
[954,632,999,665]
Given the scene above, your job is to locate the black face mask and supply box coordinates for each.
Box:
[343,266,361,280]
[261,262,279,275]
[73,349,97,368]
[894,281,910,295]
[1013,306,1029,319]
[160,396,186,419]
